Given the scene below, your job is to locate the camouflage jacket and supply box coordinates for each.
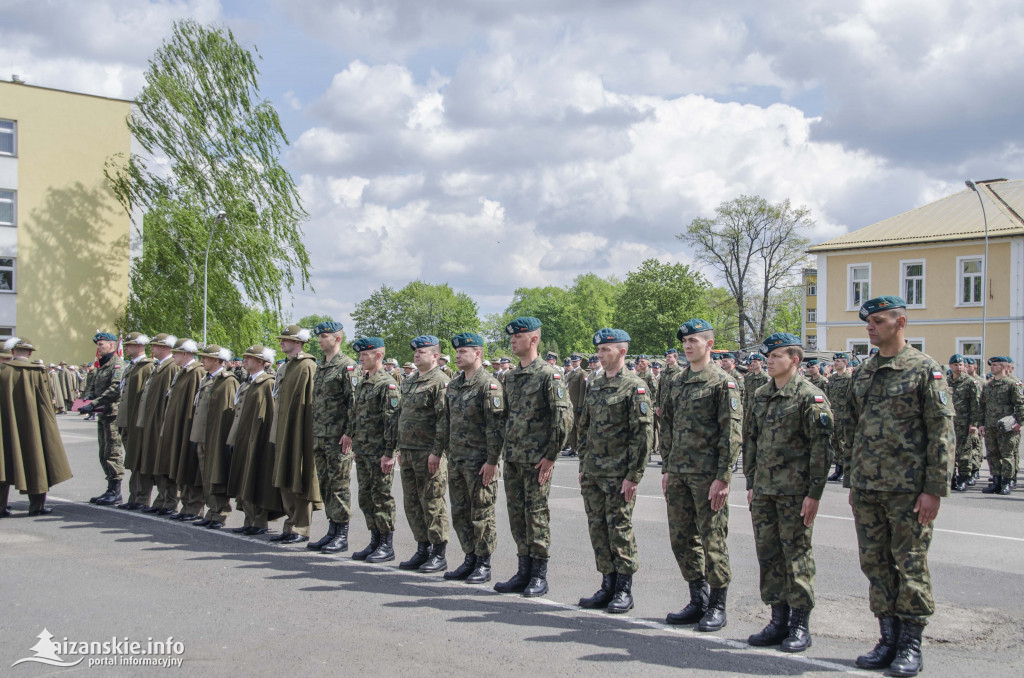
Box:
[742,370,771,423]
[312,352,360,439]
[980,374,1024,427]
[807,374,828,392]
[949,374,982,429]
[232,366,249,383]
[501,357,572,464]
[743,374,833,499]
[657,364,684,410]
[351,369,401,457]
[82,353,125,418]
[577,369,653,483]
[445,367,506,465]
[727,368,745,393]
[660,362,742,481]
[394,366,449,456]
[824,372,852,418]
[636,368,659,402]
[843,343,954,496]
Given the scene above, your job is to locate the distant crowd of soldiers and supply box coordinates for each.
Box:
[2,293,1021,678]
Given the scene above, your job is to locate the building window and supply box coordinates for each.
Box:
[848,340,870,360]
[0,258,14,292]
[806,282,816,296]
[0,326,13,339]
[0,190,14,226]
[957,338,982,361]
[806,334,817,350]
[900,260,925,308]
[907,338,925,353]
[848,263,871,310]
[807,308,816,323]
[0,120,14,156]
[957,256,984,306]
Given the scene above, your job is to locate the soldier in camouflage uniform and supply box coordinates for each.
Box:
[845,296,954,677]
[635,355,659,451]
[720,352,744,395]
[80,331,126,506]
[742,354,770,433]
[443,332,506,584]
[825,352,853,482]
[394,335,451,573]
[346,337,400,563]
[804,360,828,391]
[656,349,684,420]
[231,358,249,385]
[494,317,572,598]
[576,328,653,614]
[980,356,1024,495]
[307,321,361,554]
[744,333,833,653]
[947,355,982,492]
[965,358,986,480]
[661,319,741,633]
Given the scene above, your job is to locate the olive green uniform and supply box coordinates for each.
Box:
[980,375,1024,479]
[949,374,982,477]
[82,354,126,482]
[312,352,360,524]
[351,370,400,533]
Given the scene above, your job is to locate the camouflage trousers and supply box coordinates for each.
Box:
[95,416,124,481]
[354,452,396,533]
[750,493,815,609]
[831,429,848,470]
[399,449,449,545]
[984,430,1020,478]
[504,460,552,559]
[850,488,934,625]
[581,474,638,575]
[664,472,731,588]
[448,456,498,556]
[954,425,982,475]
[313,436,352,523]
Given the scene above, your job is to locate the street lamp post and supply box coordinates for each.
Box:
[965,181,988,362]
[203,210,227,346]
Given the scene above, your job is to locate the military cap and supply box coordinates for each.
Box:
[123,332,150,346]
[747,353,766,363]
[560,358,569,366]
[665,348,678,355]
[8,337,36,352]
[676,318,713,340]
[759,332,801,354]
[832,352,850,360]
[498,357,511,364]
[439,354,451,361]
[592,328,630,345]
[589,355,599,364]
[172,338,199,354]
[483,360,491,367]
[966,357,977,365]
[278,325,311,343]
[505,316,541,334]
[3,336,22,351]
[948,353,965,365]
[545,351,559,361]
[652,361,663,368]
[988,356,1014,365]
[201,344,232,361]
[858,295,907,321]
[402,362,415,369]
[387,358,399,366]
[352,337,385,352]
[570,353,582,361]
[719,351,735,360]
[410,335,439,349]
[450,333,483,349]
[312,321,344,335]
[243,344,276,363]
[93,331,117,343]
[805,358,819,366]
[151,333,177,348]
[59,360,67,365]
[626,361,635,369]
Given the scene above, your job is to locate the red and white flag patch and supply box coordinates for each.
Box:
[388,383,396,390]
[813,395,825,403]
[637,387,646,394]
[553,373,561,379]
[489,383,499,390]
[346,365,355,371]
[727,381,737,389]
[932,371,943,380]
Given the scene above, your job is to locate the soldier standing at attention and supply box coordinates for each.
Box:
[979,356,1024,494]
[947,355,982,492]
[845,296,954,677]
[719,352,744,395]
[346,337,400,563]
[307,321,360,554]
[744,333,833,652]
[162,339,206,521]
[564,353,588,457]
[966,357,986,482]
[116,333,155,510]
[825,352,853,483]
[742,354,770,432]
[576,329,653,614]
[443,332,506,584]
[394,335,451,572]
[79,331,126,506]
[438,354,455,379]
[137,334,180,515]
[494,317,572,598]
[656,349,683,417]
[661,319,741,632]
[804,360,828,391]
[190,345,238,529]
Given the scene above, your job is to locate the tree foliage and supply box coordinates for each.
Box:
[611,259,712,354]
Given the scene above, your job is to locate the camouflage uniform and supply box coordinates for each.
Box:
[577,370,653,574]
[970,372,988,472]
[727,368,745,394]
[980,374,1024,479]
[843,344,954,625]
[824,371,852,469]
[232,365,249,384]
[312,352,360,524]
[566,366,588,451]
[949,374,982,478]
[636,367,659,451]
[394,366,450,545]
[660,363,742,588]
[741,371,771,437]
[445,368,506,557]
[744,375,832,610]
[351,369,400,533]
[501,358,572,559]
[807,373,828,392]
[82,353,126,482]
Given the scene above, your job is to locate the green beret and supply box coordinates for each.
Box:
[313,321,344,335]
[948,354,965,365]
[352,337,384,352]
[747,353,765,363]
[665,348,678,355]
[966,357,977,365]
[988,356,1013,365]
[859,295,906,321]
[676,319,713,340]
[719,352,735,360]
[805,359,819,366]
[451,332,484,349]
[410,335,439,349]
[506,317,541,334]
[832,352,850,360]
[760,332,801,354]
[592,328,631,346]
[93,331,117,343]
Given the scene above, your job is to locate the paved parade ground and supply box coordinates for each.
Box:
[3,416,1024,677]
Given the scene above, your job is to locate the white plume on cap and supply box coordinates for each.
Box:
[180,339,199,353]
[217,348,232,361]
[161,334,178,347]
[135,334,151,345]
[261,348,276,363]
[296,328,311,342]
[3,336,20,350]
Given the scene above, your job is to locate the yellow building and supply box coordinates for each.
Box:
[807,178,1024,366]
[0,79,134,363]
[801,267,818,349]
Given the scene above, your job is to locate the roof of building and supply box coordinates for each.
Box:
[809,178,1024,253]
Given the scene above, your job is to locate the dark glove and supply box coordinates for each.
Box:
[80,403,94,414]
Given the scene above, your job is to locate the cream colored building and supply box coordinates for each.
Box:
[0,79,134,363]
[807,179,1024,366]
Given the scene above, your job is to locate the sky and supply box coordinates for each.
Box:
[4,0,1023,328]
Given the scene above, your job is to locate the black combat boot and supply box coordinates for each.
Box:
[466,555,491,584]
[578,573,616,609]
[352,529,381,560]
[95,480,122,506]
[444,553,476,580]
[1012,472,1019,490]
[667,579,710,625]
[522,557,549,597]
[747,604,790,646]
[855,617,900,669]
[1000,478,1013,495]
[888,621,924,677]
[827,464,844,482]
[697,587,727,632]
[91,480,116,504]
[982,475,1002,493]
[780,608,811,652]
[307,521,339,551]
[418,542,448,573]
[951,473,967,492]
[967,469,978,486]
[366,531,395,563]
[606,573,633,614]
[320,522,349,554]
[494,555,532,594]
[399,541,431,570]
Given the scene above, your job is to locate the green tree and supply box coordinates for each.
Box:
[568,273,620,335]
[612,259,712,354]
[107,19,310,345]
[505,286,590,356]
[760,286,804,337]
[704,287,741,349]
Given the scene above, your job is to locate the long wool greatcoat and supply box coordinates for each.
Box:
[157,360,205,484]
[228,371,284,517]
[117,357,155,470]
[136,358,180,476]
[272,353,322,505]
[192,370,238,493]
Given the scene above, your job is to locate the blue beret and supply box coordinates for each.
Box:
[665,348,678,355]
[719,352,735,360]
[759,332,801,354]
[805,359,819,366]
[948,354,965,364]
[833,352,850,360]
[965,357,977,365]
[352,337,384,352]
[592,328,631,346]
[676,318,713,340]
[451,332,484,349]
[410,335,440,349]
[313,321,344,335]
[747,353,765,363]
[506,317,541,334]
[859,295,907,321]
[93,331,117,343]
[988,356,1013,365]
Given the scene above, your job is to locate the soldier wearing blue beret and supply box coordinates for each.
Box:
[946,354,982,492]
[81,330,127,506]
[742,353,770,436]
[824,350,853,483]
[980,355,1024,496]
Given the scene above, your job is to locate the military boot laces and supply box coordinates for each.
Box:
[95,481,122,506]
[697,587,727,632]
[748,604,790,646]
[494,555,532,594]
[466,554,491,584]
[982,475,1002,494]
[855,617,900,669]
[307,521,339,551]
[399,542,431,570]
[320,522,349,554]
[606,573,634,614]
[780,608,812,653]
[352,529,381,560]
[578,573,616,609]
[366,531,395,563]
[888,622,924,677]
[444,553,477,580]
[666,579,710,625]
[418,542,448,573]
[522,557,549,598]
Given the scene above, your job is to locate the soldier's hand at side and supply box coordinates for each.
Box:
[746,489,753,507]
[801,497,820,527]
[621,479,637,502]
[661,473,668,496]
[340,434,352,454]
[979,425,985,436]
[381,454,396,474]
[428,454,442,474]
[578,473,582,488]
[480,463,498,486]
[969,425,978,434]
[708,479,729,512]
[535,458,554,485]
[914,492,940,525]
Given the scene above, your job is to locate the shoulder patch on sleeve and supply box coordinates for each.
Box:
[388,383,396,390]
[636,387,646,395]
[932,370,943,380]
[813,395,825,403]
[346,365,355,371]
[727,381,737,389]
[553,373,561,380]
[489,383,499,390]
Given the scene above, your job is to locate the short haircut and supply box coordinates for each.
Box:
[780,346,804,361]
